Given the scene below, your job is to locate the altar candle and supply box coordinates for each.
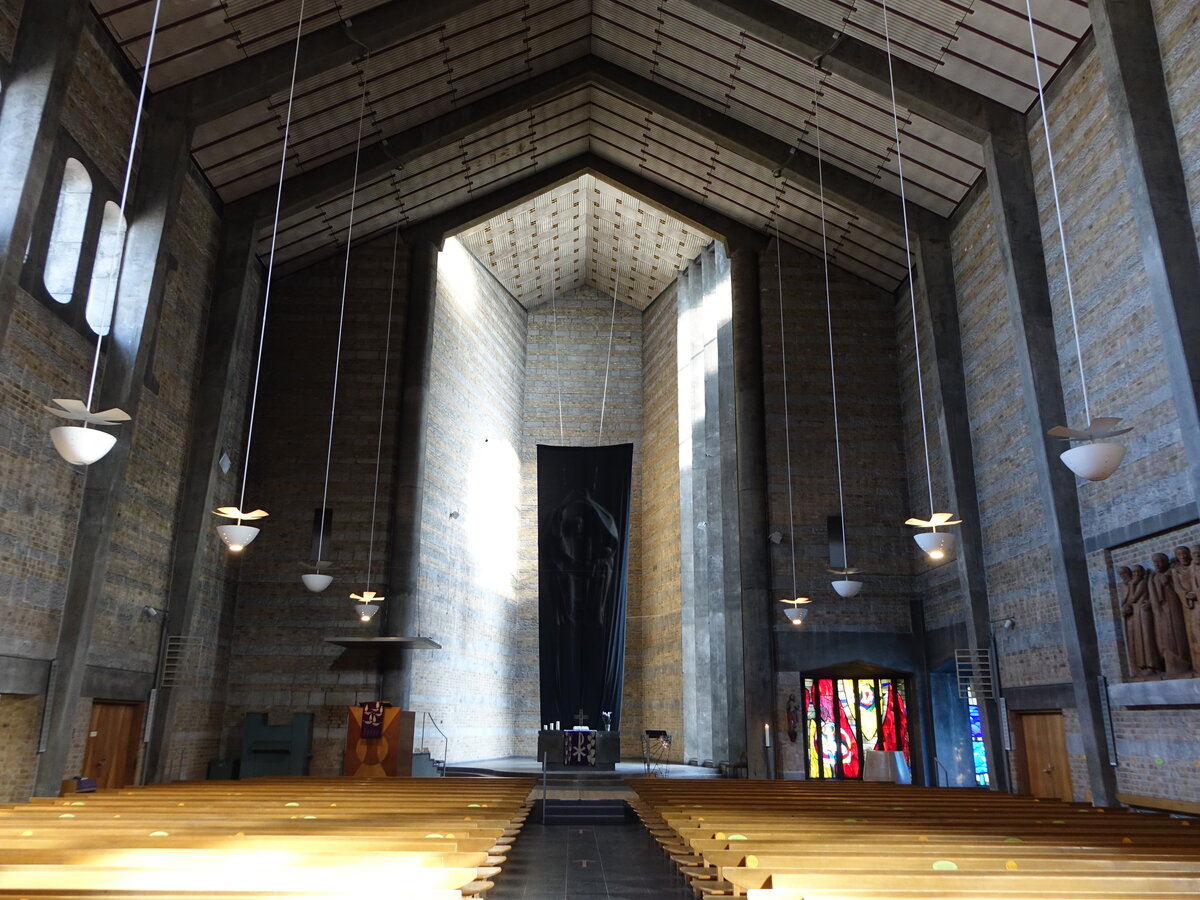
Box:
[764,722,771,748]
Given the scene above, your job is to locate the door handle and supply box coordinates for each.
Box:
[1042,765,1053,774]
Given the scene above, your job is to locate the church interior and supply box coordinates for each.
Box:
[1,0,1200,895]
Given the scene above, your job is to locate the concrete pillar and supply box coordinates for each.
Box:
[34,108,193,796]
[1089,0,1200,507]
[981,115,1117,806]
[381,238,438,707]
[714,245,746,767]
[913,229,1011,791]
[729,243,774,779]
[145,206,262,782]
[677,258,713,763]
[0,0,88,347]
[700,245,730,763]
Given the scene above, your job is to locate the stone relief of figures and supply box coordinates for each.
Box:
[1117,546,1198,679]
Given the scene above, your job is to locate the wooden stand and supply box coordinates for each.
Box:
[343,706,415,777]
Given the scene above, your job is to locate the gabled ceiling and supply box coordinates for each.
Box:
[91,0,1094,300]
[457,173,715,310]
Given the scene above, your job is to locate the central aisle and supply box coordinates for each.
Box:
[487,819,687,899]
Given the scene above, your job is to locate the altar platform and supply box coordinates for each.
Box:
[444,755,718,800]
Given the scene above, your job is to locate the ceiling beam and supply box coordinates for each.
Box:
[687,0,1011,143]
[408,151,767,250]
[159,0,493,124]
[588,57,943,234]
[252,55,938,238]
[250,57,595,221]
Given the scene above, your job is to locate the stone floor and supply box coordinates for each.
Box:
[488,820,688,899]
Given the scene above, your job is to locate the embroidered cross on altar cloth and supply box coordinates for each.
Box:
[563,730,597,766]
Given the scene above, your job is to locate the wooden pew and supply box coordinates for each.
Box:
[0,776,536,899]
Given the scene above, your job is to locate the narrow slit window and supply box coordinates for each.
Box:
[43,158,92,303]
[85,201,126,336]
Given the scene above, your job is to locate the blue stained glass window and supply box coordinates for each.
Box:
[967,687,990,787]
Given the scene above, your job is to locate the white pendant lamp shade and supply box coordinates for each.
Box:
[50,425,117,465]
[784,606,808,626]
[351,590,383,622]
[1060,441,1127,482]
[914,530,956,562]
[302,572,333,592]
[216,523,260,552]
[831,579,863,598]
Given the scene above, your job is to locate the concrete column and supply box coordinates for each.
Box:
[34,108,193,796]
[678,258,713,763]
[1089,0,1200,507]
[700,245,730,763]
[714,245,746,767]
[381,238,438,707]
[913,229,1011,791]
[981,115,1117,806]
[0,0,88,347]
[144,206,262,782]
[729,243,774,779]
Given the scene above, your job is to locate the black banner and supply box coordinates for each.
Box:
[537,444,632,732]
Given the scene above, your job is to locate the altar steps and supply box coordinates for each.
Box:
[532,799,633,826]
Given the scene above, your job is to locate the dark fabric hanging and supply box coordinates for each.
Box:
[537,444,632,732]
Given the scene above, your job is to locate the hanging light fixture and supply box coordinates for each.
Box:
[770,175,809,609]
[878,0,960,564]
[212,0,310,551]
[350,181,404,623]
[779,596,811,626]
[44,0,167,463]
[1022,0,1130,481]
[302,52,371,593]
[809,76,862,599]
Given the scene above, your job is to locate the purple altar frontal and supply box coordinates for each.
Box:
[537,730,620,771]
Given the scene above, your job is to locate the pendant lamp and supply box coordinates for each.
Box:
[212,0,309,551]
[878,0,960,563]
[351,199,404,623]
[780,596,811,626]
[809,80,863,599]
[44,1,166,463]
[769,174,808,613]
[1022,0,1131,480]
[302,52,371,593]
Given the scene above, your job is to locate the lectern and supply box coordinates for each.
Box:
[343,703,415,776]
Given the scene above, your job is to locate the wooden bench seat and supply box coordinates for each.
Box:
[722,867,1200,895]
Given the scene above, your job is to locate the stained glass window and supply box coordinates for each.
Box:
[967,685,990,787]
[804,675,910,780]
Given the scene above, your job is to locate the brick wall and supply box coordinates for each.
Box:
[761,238,916,776]
[1151,0,1200,244]
[519,282,644,757]
[1032,39,1196,803]
[949,188,1069,691]
[408,236,530,763]
[639,283,683,758]
[0,4,225,795]
[221,232,405,775]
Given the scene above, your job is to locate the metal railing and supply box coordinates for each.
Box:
[417,712,448,775]
[933,756,951,787]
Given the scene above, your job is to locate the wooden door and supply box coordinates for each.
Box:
[81,701,142,789]
[1013,710,1072,800]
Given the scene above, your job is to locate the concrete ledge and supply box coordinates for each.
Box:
[1085,504,1198,554]
[81,666,155,702]
[0,655,51,694]
[1106,678,1200,708]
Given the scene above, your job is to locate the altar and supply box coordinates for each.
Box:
[537,729,620,771]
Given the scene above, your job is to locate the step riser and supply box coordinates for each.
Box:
[532,799,633,826]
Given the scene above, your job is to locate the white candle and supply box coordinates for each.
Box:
[764,722,771,748]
